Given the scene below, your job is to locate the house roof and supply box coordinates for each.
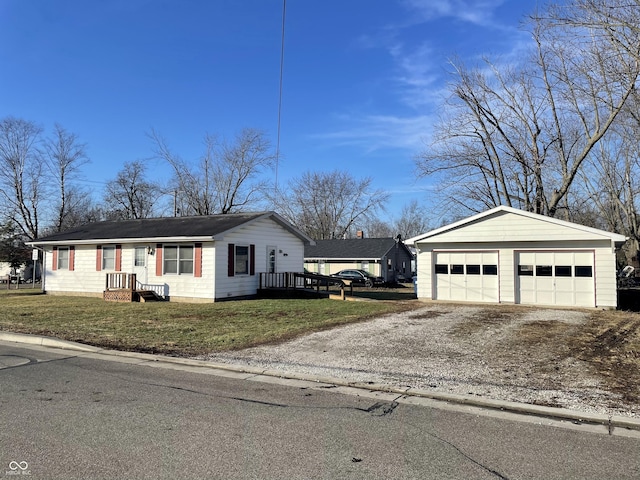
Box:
[304,238,411,260]
[29,211,315,246]
[406,205,628,246]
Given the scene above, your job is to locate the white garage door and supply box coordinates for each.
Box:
[433,251,499,302]
[516,251,595,307]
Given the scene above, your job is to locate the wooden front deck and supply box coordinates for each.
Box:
[259,272,353,300]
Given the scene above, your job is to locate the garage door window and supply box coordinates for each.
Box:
[435,264,448,274]
[575,266,593,277]
[451,264,464,274]
[483,265,498,275]
[536,265,553,276]
[466,265,481,275]
[555,266,572,277]
[518,265,534,276]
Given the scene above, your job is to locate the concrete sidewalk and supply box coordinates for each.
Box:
[2,330,640,437]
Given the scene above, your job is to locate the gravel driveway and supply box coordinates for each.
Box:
[198,304,638,418]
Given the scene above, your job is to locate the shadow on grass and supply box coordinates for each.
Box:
[0,287,45,297]
[328,283,417,301]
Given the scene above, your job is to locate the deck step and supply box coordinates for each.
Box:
[137,290,163,302]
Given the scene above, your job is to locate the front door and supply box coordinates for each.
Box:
[267,246,277,273]
[132,246,148,286]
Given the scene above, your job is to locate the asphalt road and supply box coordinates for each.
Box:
[1,342,639,480]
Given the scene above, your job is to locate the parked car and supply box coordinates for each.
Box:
[331,269,384,287]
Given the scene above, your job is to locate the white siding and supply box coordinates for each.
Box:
[44,244,110,296]
[144,242,216,301]
[595,248,619,308]
[424,211,618,244]
[214,217,305,300]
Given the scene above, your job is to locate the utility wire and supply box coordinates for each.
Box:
[275,0,286,194]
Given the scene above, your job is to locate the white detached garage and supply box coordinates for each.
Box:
[408,206,627,309]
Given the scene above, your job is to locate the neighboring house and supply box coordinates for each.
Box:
[304,237,414,283]
[407,206,627,309]
[0,261,12,276]
[28,212,314,302]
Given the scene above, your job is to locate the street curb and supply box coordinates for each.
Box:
[0,332,102,352]
[2,331,640,432]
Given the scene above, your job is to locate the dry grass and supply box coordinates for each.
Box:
[0,290,420,356]
[565,310,640,404]
[448,305,640,408]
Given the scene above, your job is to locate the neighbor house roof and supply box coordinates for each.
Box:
[304,238,411,261]
[28,211,315,246]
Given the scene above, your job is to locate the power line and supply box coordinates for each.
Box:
[275,0,286,193]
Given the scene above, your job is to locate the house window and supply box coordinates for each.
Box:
[102,246,115,270]
[575,266,593,277]
[235,245,249,275]
[134,247,146,267]
[164,245,194,275]
[57,247,69,270]
[361,261,369,272]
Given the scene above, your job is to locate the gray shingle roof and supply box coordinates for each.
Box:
[304,238,408,260]
[31,212,309,244]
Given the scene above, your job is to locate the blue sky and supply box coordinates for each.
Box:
[0,0,537,219]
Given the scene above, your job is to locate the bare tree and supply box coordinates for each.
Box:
[0,117,44,240]
[42,124,89,232]
[360,218,395,238]
[149,128,274,215]
[416,1,640,218]
[103,160,160,220]
[394,200,431,240]
[272,170,389,239]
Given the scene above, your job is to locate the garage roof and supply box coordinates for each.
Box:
[407,206,628,246]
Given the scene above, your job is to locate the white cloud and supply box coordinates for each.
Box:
[400,0,506,27]
[310,113,434,153]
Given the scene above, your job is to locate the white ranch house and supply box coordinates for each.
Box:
[28,212,313,302]
[408,206,627,309]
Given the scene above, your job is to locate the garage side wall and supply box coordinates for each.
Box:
[595,246,619,308]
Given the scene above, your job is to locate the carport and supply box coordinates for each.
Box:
[408,206,627,309]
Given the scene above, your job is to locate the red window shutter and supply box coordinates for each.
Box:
[52,247,58,271]
[250,244,255,276]
[194,243,202,278]
[69,246,75,271]
[115,245,122,272]
[96,245,102,271]
[156,244,163,276]
[228,243,235,277]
